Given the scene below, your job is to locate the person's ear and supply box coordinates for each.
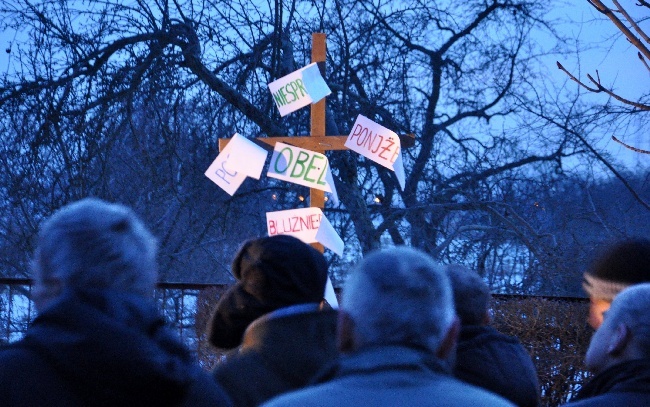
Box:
[437,316,460,359]
[337,310,357,353]
[607,323,631,356]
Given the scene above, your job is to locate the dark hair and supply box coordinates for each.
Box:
[445,264,490,325]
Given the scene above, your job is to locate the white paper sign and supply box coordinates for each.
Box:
[266,207,344,256]
[204,133,269,195]
[344,115,405,190]
[267,142,338,205]
[268,63,332,117]
[324,277,339,309]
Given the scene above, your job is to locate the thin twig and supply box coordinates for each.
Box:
[612,0,650,45]
[611,136,650,154]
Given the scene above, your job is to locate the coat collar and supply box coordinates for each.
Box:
[575,358,650,400]
[314,344,451,384]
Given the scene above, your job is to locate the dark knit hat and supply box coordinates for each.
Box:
[583,238,650,301]
[208,235,328,349]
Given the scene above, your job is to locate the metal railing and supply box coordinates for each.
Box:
[0,278,216,357]
[2,278,591,405]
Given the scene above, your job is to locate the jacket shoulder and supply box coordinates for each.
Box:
[0,341,49,378]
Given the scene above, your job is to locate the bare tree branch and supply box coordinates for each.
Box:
[612,135,650,154]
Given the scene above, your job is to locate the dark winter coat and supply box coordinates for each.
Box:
[563,358,650,406]
[0,288,232,407]
[260,344,516,407]
[454,325,541,407]
[212,303,338,407]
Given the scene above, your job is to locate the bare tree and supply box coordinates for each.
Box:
[0,0,641,292]
[557,0,650,154]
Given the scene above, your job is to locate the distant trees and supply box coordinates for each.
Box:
[0,0,646,292]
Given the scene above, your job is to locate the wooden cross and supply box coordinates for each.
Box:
[219,33,414,251]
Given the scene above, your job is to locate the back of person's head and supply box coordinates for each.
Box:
[444,264,491,326]
[341,246,455,353]
[612,283,650,358]
[32,197,158,309]
[585,283,650,373]
[208,234,329,349]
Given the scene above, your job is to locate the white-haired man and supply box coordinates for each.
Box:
[0,198,231,407]
[564,283,650,406]
[261,246,514,407]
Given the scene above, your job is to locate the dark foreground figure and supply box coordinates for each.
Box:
[445,264,540,407]
[261,246,515,407]
[0,198,231,407]
[563,283,650,407]
[208,235,338,407]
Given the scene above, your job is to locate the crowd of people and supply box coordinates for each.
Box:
[0,197,648,406]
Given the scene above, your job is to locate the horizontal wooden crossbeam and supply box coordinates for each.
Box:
[218,133,415,152]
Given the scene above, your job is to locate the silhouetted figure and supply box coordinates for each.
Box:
[0,198,231,407]
[261,246,515,407]
[445,264,540,407]
[563,283,650,406]
[207,235,338,407]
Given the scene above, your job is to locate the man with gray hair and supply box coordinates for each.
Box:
[564,283,650,406]
[0,197,231,407]
[261,246,514,407]
[446,264,540,407]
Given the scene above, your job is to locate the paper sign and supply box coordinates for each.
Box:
[268,63,332,117]
[205,133,269,195]
[266,207,344,256]
[267,142,338,205]
[301,63,331,102]
[344,115,405,190]
[324,277,339,309]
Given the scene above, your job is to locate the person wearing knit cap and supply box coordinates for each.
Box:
[207,235,338,407]
[582,238,650,329]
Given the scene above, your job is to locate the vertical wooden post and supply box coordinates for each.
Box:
[310,33,326,253]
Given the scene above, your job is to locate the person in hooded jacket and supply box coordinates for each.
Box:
[207,234,338,407]
[445,264,540,407]
[0,197,232,407]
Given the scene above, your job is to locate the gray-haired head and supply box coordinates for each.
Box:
[32,198,158,309]
[444,264,491,326]
[604,283,650,358]
[342,246,455,353]
[584,283,650,374]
